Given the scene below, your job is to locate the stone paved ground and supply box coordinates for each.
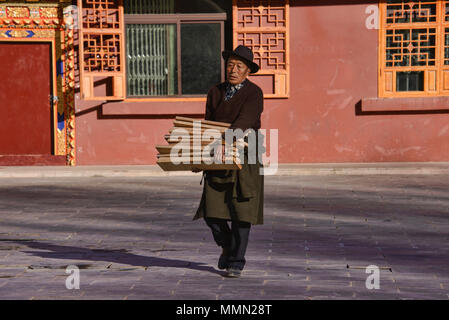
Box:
[0,174,448,300]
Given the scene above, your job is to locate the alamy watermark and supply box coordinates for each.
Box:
[365,3,431,30]
[65,265,80,290]
[365,5,379,30]
[169,121,278,175]
[365,265,380,290]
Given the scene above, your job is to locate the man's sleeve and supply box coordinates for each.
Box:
[204,89,214,121]
[230,86,264,131]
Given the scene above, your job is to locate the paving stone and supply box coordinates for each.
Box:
[0,175,448,299]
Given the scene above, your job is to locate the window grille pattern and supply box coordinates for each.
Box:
[238,31,286,70]
[233,0,289,98]
[385,28,436,67]
[83,33,122,72]
[126,23,177,96]
[236,1,286,28]
[386,0,437,23]
[379,0,449,96]
[82,0,120,28]
[79,0,126,100]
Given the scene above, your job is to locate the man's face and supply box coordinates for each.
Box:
[226,56,250,85]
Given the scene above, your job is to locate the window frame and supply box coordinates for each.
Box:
[124,13,226,98]
[378,0,449,97]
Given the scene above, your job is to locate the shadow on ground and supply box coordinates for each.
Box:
[14,240,224,276]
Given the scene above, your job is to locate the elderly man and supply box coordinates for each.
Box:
[193,45,264,278]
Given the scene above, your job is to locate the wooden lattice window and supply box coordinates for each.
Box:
[233,0,289,98]
[379,0,449,97]
[78,0,126,100]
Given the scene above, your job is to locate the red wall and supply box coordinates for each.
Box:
[75,1,449,165]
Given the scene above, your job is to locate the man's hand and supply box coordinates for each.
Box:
[214,144,227,163]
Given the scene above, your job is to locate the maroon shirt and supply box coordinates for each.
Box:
[204,79,263,131]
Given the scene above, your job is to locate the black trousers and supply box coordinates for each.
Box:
[204,217,251,270]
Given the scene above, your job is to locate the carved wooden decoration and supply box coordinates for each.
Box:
[0,0,76,165]
[78,0,126,100]
[233,0,290,98]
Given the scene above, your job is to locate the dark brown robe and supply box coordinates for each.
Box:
[193,79,264,225]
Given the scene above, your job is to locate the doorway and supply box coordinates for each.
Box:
[0,42,64,165]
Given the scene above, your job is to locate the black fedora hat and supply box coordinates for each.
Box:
[222,45,260,74]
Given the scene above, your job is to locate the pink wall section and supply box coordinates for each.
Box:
[75,99,205,165]
[75,1,449,165]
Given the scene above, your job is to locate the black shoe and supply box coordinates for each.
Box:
[225,267,242,278]
[218,247,230,270]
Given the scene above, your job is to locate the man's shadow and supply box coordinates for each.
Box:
[14,240,224,276]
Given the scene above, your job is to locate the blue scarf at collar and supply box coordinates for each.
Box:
[224,79,247,101]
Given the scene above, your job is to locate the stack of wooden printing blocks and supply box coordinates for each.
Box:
[156,116,242,171]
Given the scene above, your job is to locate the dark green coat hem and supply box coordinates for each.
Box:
[193,162,264,225]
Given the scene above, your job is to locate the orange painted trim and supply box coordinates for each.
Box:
[118,0,126,98]
[378,0,383,98]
